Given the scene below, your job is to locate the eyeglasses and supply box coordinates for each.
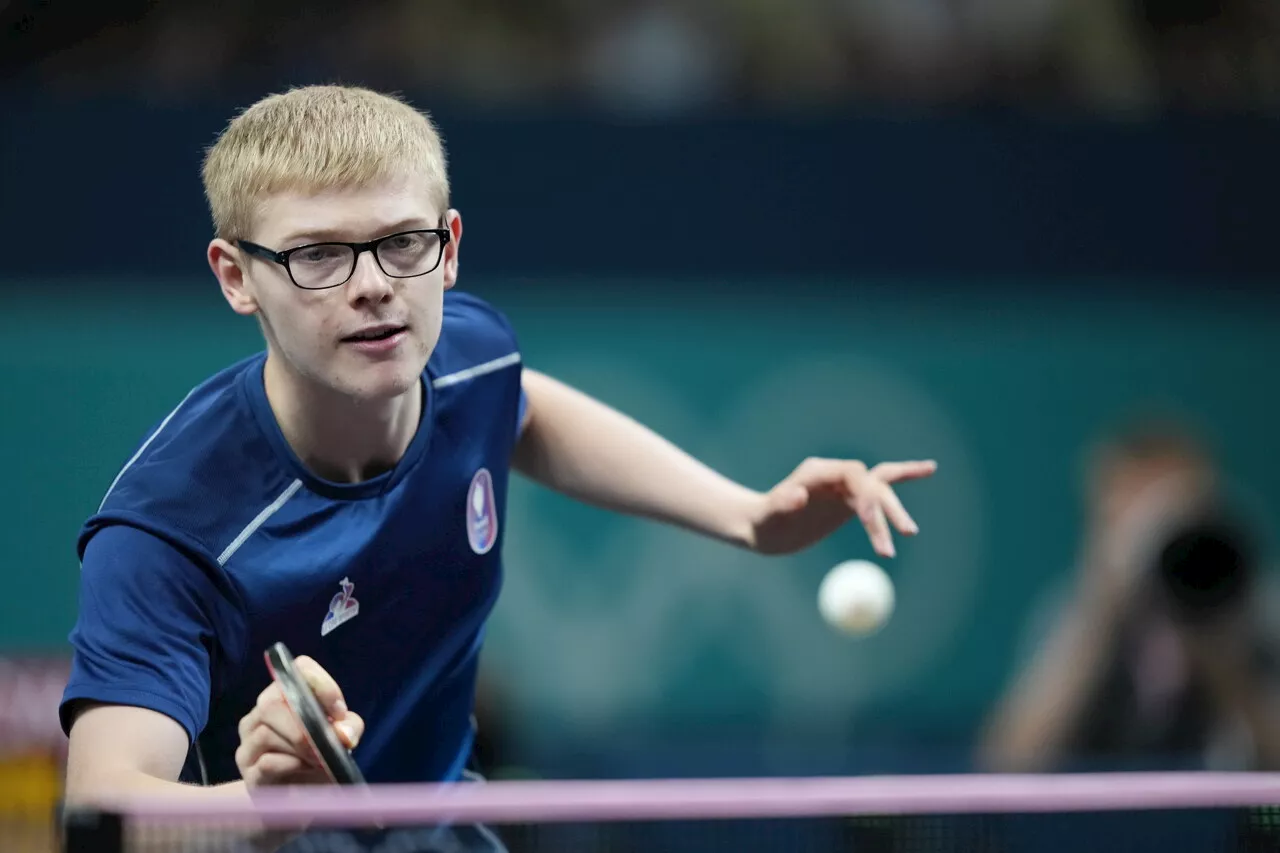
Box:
[237,228,451,290]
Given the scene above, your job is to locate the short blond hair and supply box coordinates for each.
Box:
[202,85,449,240]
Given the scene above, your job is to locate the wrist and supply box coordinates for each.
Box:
[725,488,768,551]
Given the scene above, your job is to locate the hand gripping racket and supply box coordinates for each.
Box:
[264,642,366,786]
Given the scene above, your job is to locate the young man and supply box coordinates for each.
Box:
[60,86,936,803]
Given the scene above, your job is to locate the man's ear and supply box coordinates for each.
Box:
[209,239,259,316]
[441,209,463,291]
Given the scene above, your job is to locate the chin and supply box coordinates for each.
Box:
[325,355,422,401]
[350,366,423,401]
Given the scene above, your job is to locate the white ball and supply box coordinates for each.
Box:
[818,560,895,635]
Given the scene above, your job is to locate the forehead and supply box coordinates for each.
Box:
[1100,452,1205,491]
[254,175,440,246]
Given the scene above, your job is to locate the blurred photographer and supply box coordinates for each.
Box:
[979,422,1280,772]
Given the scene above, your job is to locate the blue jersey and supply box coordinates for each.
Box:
[59,291,525,786]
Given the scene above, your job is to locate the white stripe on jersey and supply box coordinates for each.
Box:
[432,352,521,389]
[217,478,304,566]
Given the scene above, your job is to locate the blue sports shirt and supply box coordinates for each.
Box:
[60,291,525,785]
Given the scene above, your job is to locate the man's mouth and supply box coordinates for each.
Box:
[342,324,407,343]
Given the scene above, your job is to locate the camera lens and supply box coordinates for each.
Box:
[1156,517,1253,621]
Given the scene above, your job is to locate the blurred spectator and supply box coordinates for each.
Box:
[1129,0,1280,111]
[7,0,1279,115]
[576,0,733,114]
[978,419,1280,772]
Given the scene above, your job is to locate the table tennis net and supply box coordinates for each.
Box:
[59,773,1280,853]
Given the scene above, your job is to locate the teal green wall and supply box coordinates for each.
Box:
[4,280,1277,744]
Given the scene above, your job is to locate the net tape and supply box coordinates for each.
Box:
[91,772,1280,829]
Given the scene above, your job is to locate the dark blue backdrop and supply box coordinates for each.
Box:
[3,90,1277,285]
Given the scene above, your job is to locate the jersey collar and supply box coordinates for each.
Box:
[240,353,435,500]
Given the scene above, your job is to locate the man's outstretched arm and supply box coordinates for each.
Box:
[513,369,936,558]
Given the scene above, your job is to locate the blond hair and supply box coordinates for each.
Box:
[202,85,449,240]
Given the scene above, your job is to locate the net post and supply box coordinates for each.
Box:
[61,806,124,853]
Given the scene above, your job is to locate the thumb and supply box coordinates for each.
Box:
[295,656,346,716]
[333,711,364,750]
[773,483,809,512]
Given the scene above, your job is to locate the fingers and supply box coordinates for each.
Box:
[236,704,322,788]
[294,656,348,719]
[334,711,364,750]
[795,457,935,489]
[839,465,918,528]
[837,461,928,558]
[254,752,311,781]
[253,683,315,757]
[771,483,809,513]
[237,658,362,788]
[236,720,315,772]
[877,482,919,537]
[857,498,896,558]
[293,656,362,748]
[870,460,938,483]
[775,455,935,558]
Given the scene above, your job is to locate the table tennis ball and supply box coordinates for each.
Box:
[818,560,895,635]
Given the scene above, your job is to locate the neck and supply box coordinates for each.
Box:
[263,354,422,484]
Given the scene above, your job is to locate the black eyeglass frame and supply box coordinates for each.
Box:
[237,227,452,290]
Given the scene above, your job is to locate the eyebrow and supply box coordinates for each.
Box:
[276,217,440,247]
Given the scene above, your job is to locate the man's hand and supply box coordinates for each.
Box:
[235,655,364,789]
[750,458,937,557]
[1084,468,1212,611]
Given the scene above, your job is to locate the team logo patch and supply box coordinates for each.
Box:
[466,468,499,555]
[321,577,359,636]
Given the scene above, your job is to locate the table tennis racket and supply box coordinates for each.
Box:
[264,642,366,786]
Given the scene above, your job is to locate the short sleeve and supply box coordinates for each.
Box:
[437,290,525,445]
[516,385,529,440]
[60,524,223,744]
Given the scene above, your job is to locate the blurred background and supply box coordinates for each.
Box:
[3,0,1280,845]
